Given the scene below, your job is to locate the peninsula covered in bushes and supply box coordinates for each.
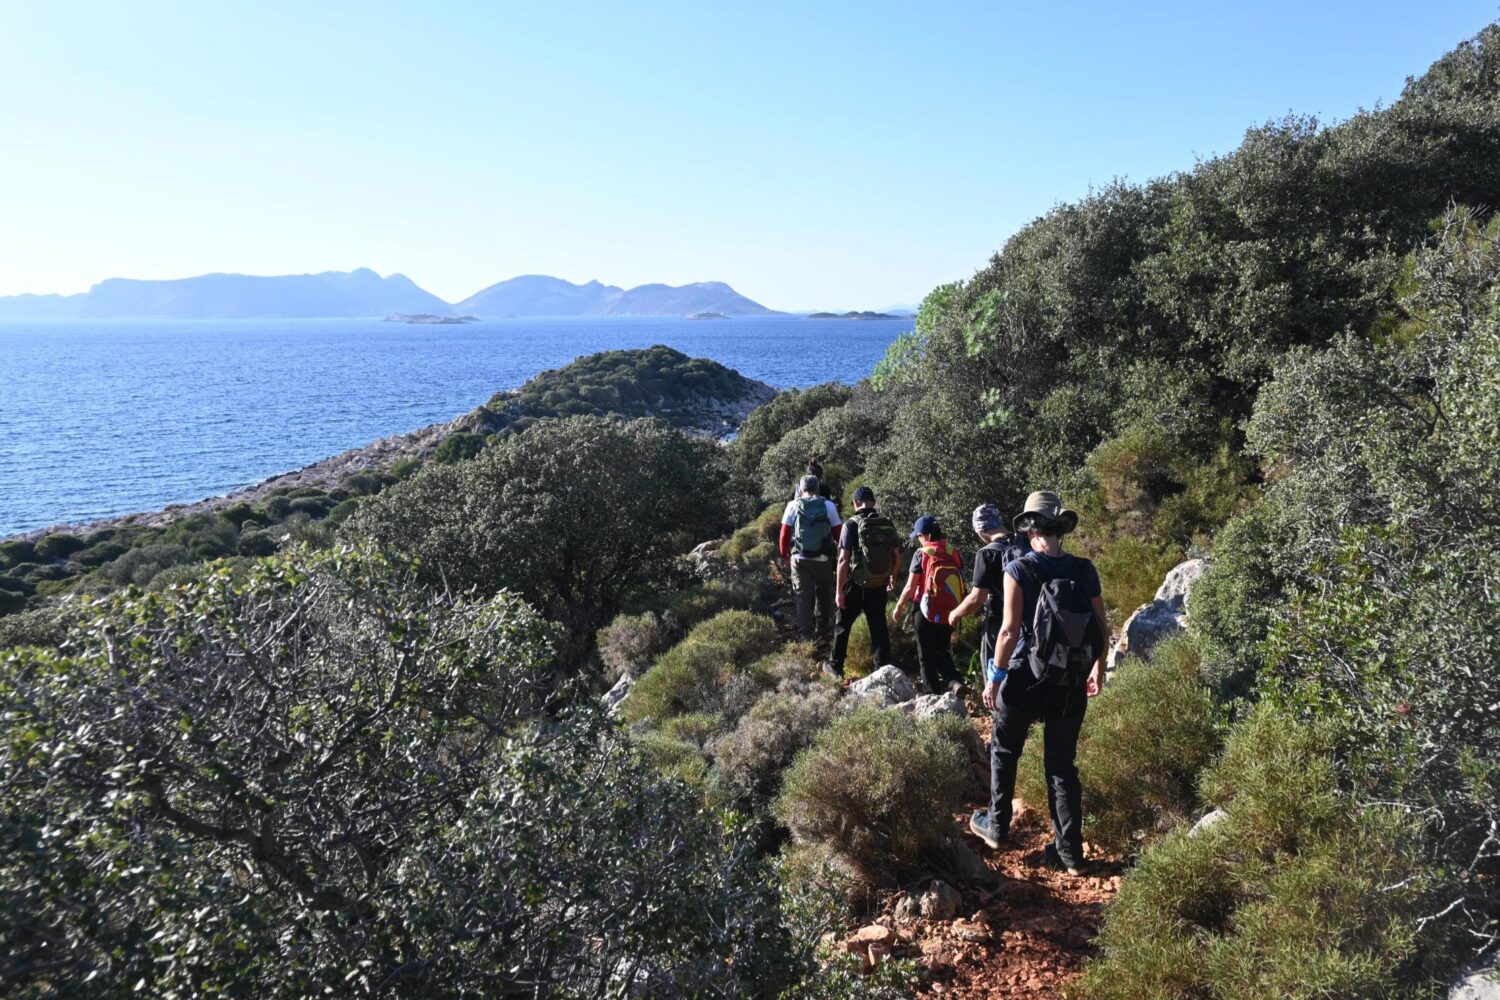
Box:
[2,22,1498,999]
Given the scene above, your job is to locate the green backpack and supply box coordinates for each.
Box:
[792,497,833,556]
[850,510,899,586]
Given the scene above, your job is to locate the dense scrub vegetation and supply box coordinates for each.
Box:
[4,23,1498,997]
[475,344,770,436]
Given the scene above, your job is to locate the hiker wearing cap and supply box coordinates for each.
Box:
[946,503,1026,673]
[968,491,1108,877]
[826,485,901,678]
[891,516,967,694]
[779,475,843,638]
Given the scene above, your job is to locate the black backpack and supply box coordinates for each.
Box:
[1020,555,1104,687]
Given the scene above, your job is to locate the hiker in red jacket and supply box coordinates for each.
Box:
[891,515,967,695]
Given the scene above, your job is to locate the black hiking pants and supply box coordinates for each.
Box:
[989,671,1088,867]
[828,581,889,675]
[914,615,961,693]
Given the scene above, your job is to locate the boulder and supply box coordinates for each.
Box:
[899,692,968,722]
[918,880,962,920]
[1108,558,1209,670]
[1451,965,1500,1000]
[1190,807,1228,835]
[602,675,633,716]
[846,665,916,708]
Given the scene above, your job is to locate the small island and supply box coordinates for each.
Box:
[687,311,729,320]
[807,310,899,320]
[384,313,480,325]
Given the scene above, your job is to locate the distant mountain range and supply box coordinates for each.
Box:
[455,275,775,318]
[0,269,779,320]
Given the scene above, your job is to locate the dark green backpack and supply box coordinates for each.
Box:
[850,510,899,586]
[792,497,833,556]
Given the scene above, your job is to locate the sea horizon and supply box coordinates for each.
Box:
[0,315,911,537]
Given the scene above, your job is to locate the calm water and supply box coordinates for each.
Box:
[0,316,910,536]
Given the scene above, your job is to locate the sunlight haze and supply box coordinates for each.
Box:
[0,0,1493,309]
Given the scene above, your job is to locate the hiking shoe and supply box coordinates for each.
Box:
[969,810,1008,850]
[1043,842,1084,877]
[821,662,843,682]
[949,680,973,699]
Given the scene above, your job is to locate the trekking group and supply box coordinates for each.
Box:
[780,472,1108,876]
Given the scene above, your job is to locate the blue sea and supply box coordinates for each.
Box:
[0,316,911,537]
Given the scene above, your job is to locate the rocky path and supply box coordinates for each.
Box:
[766,578,1122,997]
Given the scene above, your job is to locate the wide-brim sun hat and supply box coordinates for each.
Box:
[1013,490,1079,535]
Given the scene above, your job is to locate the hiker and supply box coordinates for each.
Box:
[790,459,834,501]
[967,491,1107,877]
[946,503,1026,677]
[778,474,842,638]
[891,515,967,694]
[826,485,901,678]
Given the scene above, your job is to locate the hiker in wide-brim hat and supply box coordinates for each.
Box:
[1012,490,1079,536]
[968,489,1106,878]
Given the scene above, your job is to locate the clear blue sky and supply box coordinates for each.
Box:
[0,2,1493,310]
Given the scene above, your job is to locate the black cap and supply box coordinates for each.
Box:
[852,485,876,503]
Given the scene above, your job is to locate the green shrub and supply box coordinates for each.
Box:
[0,604,74,648]
[711,679,841,807]
[0,575,34,597]
[95,543,191,586]
[1018,635,1221,853]
[728,382,853,481]
[287,496,334,518]
[597,610,672,682]
[720,503,783,563]
[325,498,361,524]
[622,610,779,723]
[634,731,711,788]
[774,708,969,886]
[840,609,918,679]
[237,528,281,557]
[32,533,85,561]
[432,431,486,464]
[72,540,128,568]
[1082,532,1184,627]
[0,588,25,614]
[349,415,731,639]
[0,540,36,568]
[1076,704,1434,1000]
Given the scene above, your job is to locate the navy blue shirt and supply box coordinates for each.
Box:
[1002,550,1102,665]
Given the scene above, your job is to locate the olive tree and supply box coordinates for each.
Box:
[0,545,806,996]
[348,416,730,637]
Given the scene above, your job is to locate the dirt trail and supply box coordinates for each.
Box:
[767,589,1121,997]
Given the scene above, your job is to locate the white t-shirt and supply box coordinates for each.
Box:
[781,497,842,561]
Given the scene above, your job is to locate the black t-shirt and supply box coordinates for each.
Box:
[971,539,1016,629]
[1002,550,1102,664]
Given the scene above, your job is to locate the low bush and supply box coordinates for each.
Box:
[72,540,129,568]
[597,610,673,682]
[841,609,919,679]
[0,540,36,568]
[621,610,780,723]
[1075,704,1434,999]
[94,543,192,587]
[774,708,969,886]
[32,533,86,561]
[1018,635,1221,853]
[720,503,783,563]
[0,589,24,615]
[634,731,711,788]
[1081,531,1184,627]
[0,604,74,649]
[711,679,842,807]
[432,431,486,464]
